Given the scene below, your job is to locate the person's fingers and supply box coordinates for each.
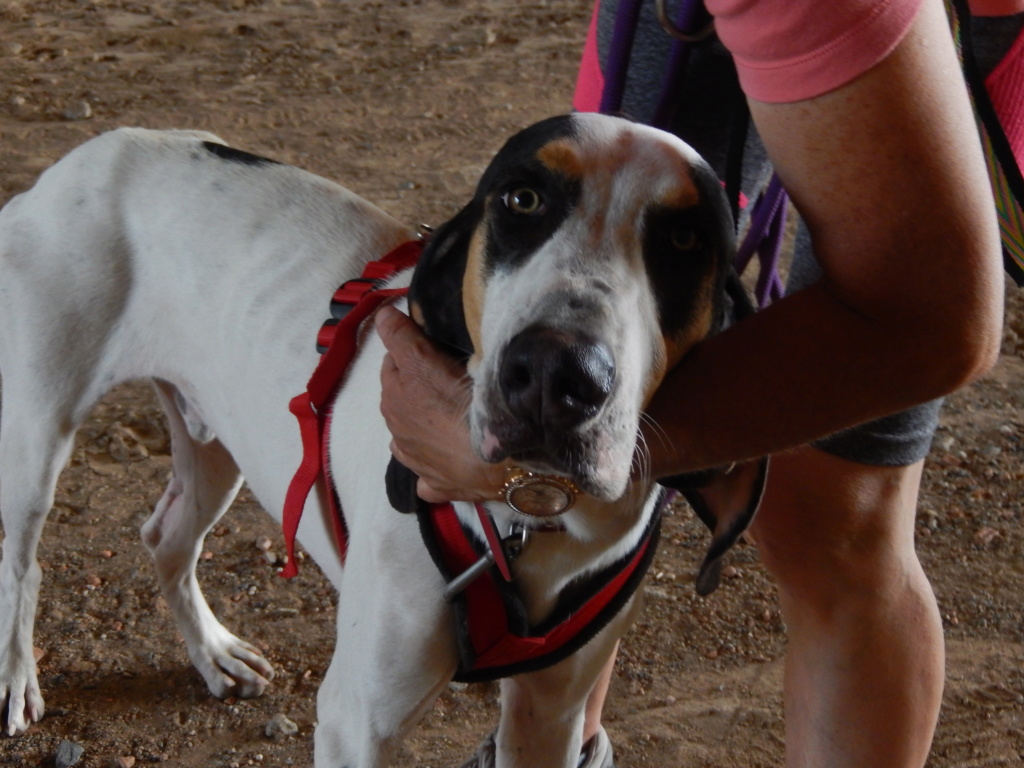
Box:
[390,438,455,503]
[374,304,409,344]
[416,478,449,504]
[374,304,429,363]
[376,302,493,502]
[380,351,399,401]
[376,304,466,379]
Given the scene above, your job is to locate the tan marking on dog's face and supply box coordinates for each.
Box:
[642,336,670,410]
[536,139,586,180]
[573,133,705,258]
[462,226,488,367]
[665,295,715,367]
[658,181,702,211]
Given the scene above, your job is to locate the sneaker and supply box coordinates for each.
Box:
[457,727,615,768]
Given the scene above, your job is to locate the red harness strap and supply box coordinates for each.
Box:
[280,240,424,578]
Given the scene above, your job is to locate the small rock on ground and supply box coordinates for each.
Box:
[265,713,299,739]
[55,740,85,768]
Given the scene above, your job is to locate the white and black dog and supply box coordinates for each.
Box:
[0,114,762,767]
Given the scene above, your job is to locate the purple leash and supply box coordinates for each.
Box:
[598,0,788,311]
[599,0,644,114]
[652,0,708,129]
[735,174,787,308]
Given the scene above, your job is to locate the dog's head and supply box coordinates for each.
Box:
[409,113,735,504]
[401,113,766,594]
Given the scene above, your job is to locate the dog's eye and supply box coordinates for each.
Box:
[503,187,544,215]
[670,226,699,252]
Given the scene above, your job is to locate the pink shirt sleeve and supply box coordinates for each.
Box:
[574,0,1023,110]
[707,0,925,103]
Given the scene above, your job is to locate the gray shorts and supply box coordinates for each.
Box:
[593,1,1022,466]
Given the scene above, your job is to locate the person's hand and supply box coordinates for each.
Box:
[375,305,506,503]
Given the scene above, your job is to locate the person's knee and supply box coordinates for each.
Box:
[750,446,925,607]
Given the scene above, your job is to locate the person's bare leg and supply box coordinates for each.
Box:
[751,445,943,768]
[582,445,941,766]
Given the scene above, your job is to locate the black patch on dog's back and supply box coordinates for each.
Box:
[201,142,281,167]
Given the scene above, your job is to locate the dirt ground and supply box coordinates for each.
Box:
[1,0,1023,766]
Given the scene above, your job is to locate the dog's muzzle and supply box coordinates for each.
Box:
[498,325,615,436]
[477,325,621,496]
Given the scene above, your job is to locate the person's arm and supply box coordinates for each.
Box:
[642,0,1003,476]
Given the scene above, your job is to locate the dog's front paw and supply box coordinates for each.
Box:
[0,652,45,736]
[188,630,275,700]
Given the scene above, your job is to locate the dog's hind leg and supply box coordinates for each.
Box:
[0,379,84,736]
[140,380,274,699]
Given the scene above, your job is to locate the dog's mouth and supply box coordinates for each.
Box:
[482,422,582,476]
[477,415,632,501]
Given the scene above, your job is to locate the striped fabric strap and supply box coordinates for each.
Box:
[947,0,1024,285]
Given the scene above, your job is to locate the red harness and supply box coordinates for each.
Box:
[280,240,424,576]
[281,240,661,680]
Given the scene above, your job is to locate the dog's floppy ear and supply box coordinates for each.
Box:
[385,456,420,514]
[718,268,756,332]
[660,267,765,594]
[661,457,769,596]
[387,201,483,514]
[407,200,482,362]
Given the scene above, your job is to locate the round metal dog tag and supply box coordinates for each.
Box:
[502,468,579,517]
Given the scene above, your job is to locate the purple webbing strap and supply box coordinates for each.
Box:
[652,1,705,129]
[735,174,787,308]
[599,0,644,113]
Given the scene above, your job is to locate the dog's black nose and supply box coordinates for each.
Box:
[499,327,615,431]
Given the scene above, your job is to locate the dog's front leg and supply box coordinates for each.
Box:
[312,517,457,768]
[493,596,640,768]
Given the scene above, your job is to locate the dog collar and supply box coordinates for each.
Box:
[502,467,579,517]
